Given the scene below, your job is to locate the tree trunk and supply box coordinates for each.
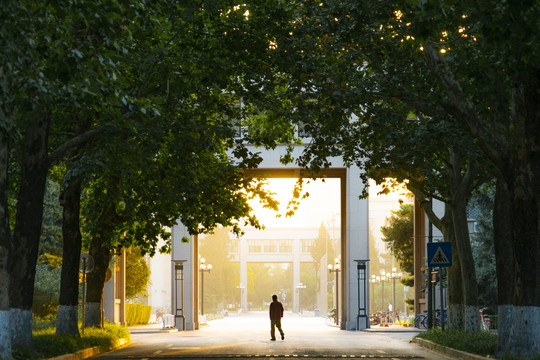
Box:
[9,116,50,349]
[452,196,480,332]
[85,203,116,328]
[447,151,480,332]
[56,175,83,336]
[0,137,12,359]
[493,176,514,355]
[503,165,540,356]
[441,209,464,329]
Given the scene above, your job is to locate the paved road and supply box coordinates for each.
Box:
[95,312,450,360]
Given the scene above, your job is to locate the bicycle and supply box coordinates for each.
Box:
[326,308,338,326]
[434,308,448,327]
[414,313,427,329]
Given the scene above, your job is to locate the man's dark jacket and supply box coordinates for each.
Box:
[269,300,284,320]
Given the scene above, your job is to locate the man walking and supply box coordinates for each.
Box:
[269,294,285,341]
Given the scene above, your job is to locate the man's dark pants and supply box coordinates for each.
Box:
[271,319,284,340]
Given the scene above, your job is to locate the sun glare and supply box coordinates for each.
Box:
[248,178,340,228]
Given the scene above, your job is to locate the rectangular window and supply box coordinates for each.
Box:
[278,239,292,253]
[228,239,239,253]
[302,239,314,253]
[263,240,277,253]
[248,240,261,253]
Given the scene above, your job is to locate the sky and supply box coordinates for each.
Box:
[246,177,411,259]
[247,178,341,228]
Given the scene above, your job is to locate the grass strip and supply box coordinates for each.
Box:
[13,323,130,359]
[415,328,496,357]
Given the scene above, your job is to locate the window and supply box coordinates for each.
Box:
[228,239,239,253]
[263,240,277,253]
[302,239,314,253]
[278,240,292,252]
[248,240,261,253]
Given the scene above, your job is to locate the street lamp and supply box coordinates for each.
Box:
[378,270,388,311]
[389,267,403,322]
[296,282,306,313]
[354,259,369,329]
[328,257,341,326]
[370,275,377,310]
[173,260,187,330]
[236,283,245,311]
[199,258,212,316]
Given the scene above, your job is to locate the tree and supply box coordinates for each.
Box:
[470,187,497,308]
[0,129,11,358]
[199,228,239,311]
[1,0,147,348]
[258,1,538,354]
[381,203,414,277]
[126,248,151,301]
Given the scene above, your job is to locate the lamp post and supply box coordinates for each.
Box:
[370,274,376,310]
[296,282,306,313]
[173,260,187,330]
[199,258,212,316]
[389,267,403,322]
[354,260,369,329]
[378,270,388,311]
[236,283,245,311]
[328,258,341,326]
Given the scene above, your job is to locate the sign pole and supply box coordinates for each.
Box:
[82,258,86,334]
[439,268,444,331]
[427,218,433,329]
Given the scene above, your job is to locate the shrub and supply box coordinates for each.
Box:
[126,304,151,326]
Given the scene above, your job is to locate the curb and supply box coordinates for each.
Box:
[412,337,492,360]
[47,338,129,360]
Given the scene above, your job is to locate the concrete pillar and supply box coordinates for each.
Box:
[118,248,126,326]
[103,271,115,323]
[318,254,328,315]
[293,239,301,312]
[103,251,125,326]
[240,238,248,312]
[345,167,369,330]
[414,200,426,316]
[172,223,197,330]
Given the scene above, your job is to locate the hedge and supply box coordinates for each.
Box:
[126,304,151,326]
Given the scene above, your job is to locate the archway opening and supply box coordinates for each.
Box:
[198,177,341,320]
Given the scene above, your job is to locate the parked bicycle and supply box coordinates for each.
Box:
[414,312,427,329]
[326,308,338,326]
[414,309,447,329]
[370,310,392,326]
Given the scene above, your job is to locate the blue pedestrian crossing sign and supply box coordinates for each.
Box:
[427,242,452,267]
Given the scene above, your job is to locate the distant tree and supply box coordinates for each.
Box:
[310,222,330,272]
[34,179,63,318]
[199,228,239,312]
[39,179,63,261]
[32,262,61,318]
[381,203,414,278]
[470,187,497,308]
[126,248,151,301]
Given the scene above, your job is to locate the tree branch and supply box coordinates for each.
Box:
[47,125,108,167]
[423,42,507,169]
[408,185,443,230]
